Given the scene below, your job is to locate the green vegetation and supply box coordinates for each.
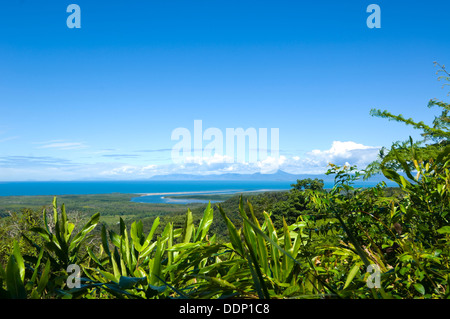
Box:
[0,193,194,221]
[364,61,450,179]
[0,63,449,299]
[164,194,235,201]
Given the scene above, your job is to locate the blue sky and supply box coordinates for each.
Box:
[0,0,449,180]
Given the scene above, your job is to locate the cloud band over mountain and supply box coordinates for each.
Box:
[0,140,380,181]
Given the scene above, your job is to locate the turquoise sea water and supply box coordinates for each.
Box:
[0,180,391,204]
[0,180,292,197]
[0,180,293,204]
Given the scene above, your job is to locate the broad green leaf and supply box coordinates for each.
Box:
[140,241,158,259]
[381,167,403,187]
[150,237,163,286]
[437,226,450,234]
[110,248,121,282]
[43,208,51,234]
[29,248,45,285]
[197,275,237,290]
[243,234,270,299]
[101,224,111,258]
[101,283,143,299]
[130,221,144,252]
[6,254,26,299]
[393,148,415,181]
[167,242,201,251]
[143,217,160,249]
[118,218,132,271]
[147,284,166,295]
[65,222,75,243]
[96,269,118,283]
[399,175,410,189]
[152,273,188,299]
[237,198,259,265]
[283,218,292,251]
[60,203,68,241]
[437,184,444,195]
[167,222,174,269]
[52,196,58,226]
[218,205,244,256]
[247,201,269,274]
[344,262,362,289]
[12,241,25,282]
[133,267,147,279]
[30,227,51,242]
[36,259,51,296]
[120,258,127,277]
[413,283,425,295]
[264,212,281,280]
[69,212,100,253]
[194,202,213,242]
[109,230,121,248]
[118,276,147,289]
[87,246,106,270]
[181,209,194,244]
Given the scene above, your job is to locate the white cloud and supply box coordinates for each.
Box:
[0,136,19,143]
[36,140,87,150]
[183,153,234,165]
[76,141,381,179]
[310,141,373,158]
[281,141,380,174]
[101,164,158,177]
[0,140,381,180]
[257,155,287,174]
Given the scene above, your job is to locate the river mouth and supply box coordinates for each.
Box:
[130,189,288,204]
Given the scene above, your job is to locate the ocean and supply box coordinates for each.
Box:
[0,180,292,196]
[0,181,293,196]
[0,180,293,204]
[0,180,391,204]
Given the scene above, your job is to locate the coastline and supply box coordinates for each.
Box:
[131,188,290,204]
[136,188,289,197]
[134,189,241,197]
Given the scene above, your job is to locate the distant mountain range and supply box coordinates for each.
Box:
[149,170,387,183]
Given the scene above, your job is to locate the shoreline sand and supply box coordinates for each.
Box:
[135,188,289,197]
